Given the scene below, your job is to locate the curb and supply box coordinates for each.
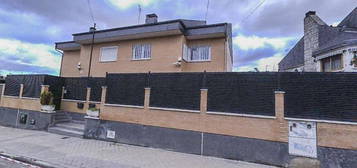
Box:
[0,152,58,168]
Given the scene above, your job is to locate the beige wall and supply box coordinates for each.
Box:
[181,38,227,72]
[1,85,356,151]
[61,50,80,77]
[97,90,357,151]
[60,35,230,77]
[1,97,40,111]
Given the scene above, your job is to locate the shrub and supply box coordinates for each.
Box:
[40,91,54,105]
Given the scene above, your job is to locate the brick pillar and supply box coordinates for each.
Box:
[99,86,107,119]
[100,86,107,105]
[86,87,91,102]
[275,91,285,120]
[85,87,91,112]
[200,89,208,114]
[275,91,288,142]
[144,88,151,110]
[19,84,24,98]
[61,87,65,99]
[0,84,5,106]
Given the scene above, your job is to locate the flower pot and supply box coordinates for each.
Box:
[41,105,55,113]
[86,109,100,118]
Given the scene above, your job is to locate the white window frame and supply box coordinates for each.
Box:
[183,45,211,62]
[132,44,151,60]
[99,46,118,62]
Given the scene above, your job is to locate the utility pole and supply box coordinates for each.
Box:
[88,23,96,77]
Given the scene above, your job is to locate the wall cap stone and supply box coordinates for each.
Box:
[62,99,86,103]
[21,97,39,100]
[275,91,285,94]
[207,111,276,119]
[285,117,357,126]
[105,103,144,109]
[149,106,200,114]
[2,96,19,99]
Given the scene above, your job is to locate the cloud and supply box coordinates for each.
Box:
[0,0,356,74]
[107,0,162,10]
[235,53,284,72]
[233,34,293,50]
[0,38,60,75]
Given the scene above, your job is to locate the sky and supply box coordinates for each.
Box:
[0,0,356,75]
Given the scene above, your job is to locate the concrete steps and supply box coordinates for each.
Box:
[53,111,71,124]
[48,121,84,138]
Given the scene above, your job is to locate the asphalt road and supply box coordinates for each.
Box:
[0,156,40,168]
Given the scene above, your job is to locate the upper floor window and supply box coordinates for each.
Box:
[133,44,151,60]
[183,45,211,62]
[321,54,343,72]
[100,46,118,62]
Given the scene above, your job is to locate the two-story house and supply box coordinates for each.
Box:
[56,14,233,77]
[279,8,357,72]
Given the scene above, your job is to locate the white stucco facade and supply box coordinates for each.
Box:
[315,45,357,72]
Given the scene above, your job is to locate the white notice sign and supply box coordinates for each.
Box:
[106,130,116,139]
[288,121,317,158]
[289,136,317,158]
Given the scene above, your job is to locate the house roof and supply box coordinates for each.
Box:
[338,7,357,28]
[279,8,357,70]
[313,31,357,56]
[278,37,304,71]
[55,18,233,62]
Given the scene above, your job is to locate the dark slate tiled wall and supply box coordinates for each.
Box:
[206,72,278,116]
[63,77,88,100]
[4,75,45,98]
[88,77,106,102]
[281,72,357,122]
[149,73,202,110]
[106,74,146,106]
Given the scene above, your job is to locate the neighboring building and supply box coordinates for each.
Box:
[56,14,233,77]
[279,8,357,72]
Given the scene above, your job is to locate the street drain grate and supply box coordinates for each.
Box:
[61,137,70,139]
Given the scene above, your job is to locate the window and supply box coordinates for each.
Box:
[132,44,151,60]
[321,54,343,72]
[183,45,211,62]
[100,46,118,62]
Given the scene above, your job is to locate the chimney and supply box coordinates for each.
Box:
[303,10,326,72]
[305,11,316,17]
[145,14,158,24]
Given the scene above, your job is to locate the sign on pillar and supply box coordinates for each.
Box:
[288,121,317,158]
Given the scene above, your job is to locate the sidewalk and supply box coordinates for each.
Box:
[0,126,276,168]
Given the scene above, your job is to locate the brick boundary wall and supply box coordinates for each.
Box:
[0,73,357,167]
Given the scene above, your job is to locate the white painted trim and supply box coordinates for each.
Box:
[207,111,276,119]
[149,106,200,113]
[2,96,19,99]
[274,91,285,94]
[104,104,144,109]
[62,99,86,103]
[0,84,5,86]
[21,97,39,100]
[285,117,357,126]
[88,101,101,104]
[84,116,100,120]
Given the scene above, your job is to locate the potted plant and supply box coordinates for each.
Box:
[40,91,55,113]
[86,107,100,118]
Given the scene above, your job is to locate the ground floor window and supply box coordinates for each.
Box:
[321,54,343,72]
